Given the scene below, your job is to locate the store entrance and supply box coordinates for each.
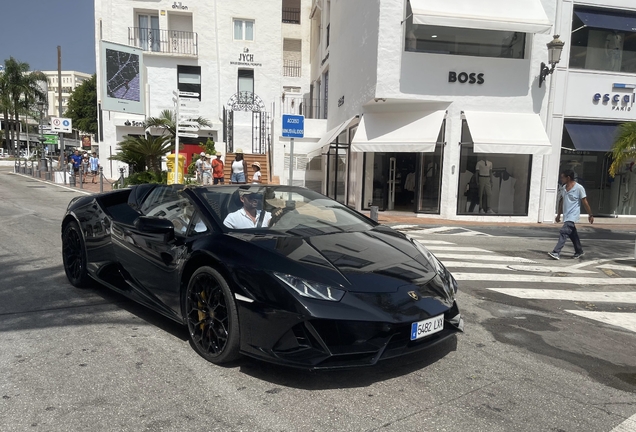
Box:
[362,150,442,213]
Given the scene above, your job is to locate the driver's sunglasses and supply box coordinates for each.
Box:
[244,194,262,202]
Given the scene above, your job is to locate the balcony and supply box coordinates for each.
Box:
[282,7,301,24]
[280,96,326,120]
[128,27,198,56]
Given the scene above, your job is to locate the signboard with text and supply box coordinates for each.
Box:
[50,117,72,133]
[282,114,304,138]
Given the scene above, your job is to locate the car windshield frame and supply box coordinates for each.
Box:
[192,185,377,235]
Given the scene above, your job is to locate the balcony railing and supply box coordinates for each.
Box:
[128,27,198,56]
[280,96,326,120]
[282,7,301,24]
[283,59,302,77]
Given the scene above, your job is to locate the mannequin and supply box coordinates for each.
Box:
[475,159,494,213]
[605,31,623,72]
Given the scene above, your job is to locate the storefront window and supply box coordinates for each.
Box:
[326,130,348,204]
[417,146,443,213]
[457,145,532,216]
[569,7,636,73]
[404,9,525,59]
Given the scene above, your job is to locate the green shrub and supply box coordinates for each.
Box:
[123,170,168,187]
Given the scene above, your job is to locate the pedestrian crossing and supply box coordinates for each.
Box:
[392,225,493,236]
[402,231,636,335]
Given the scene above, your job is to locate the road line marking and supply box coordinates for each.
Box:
[424,246,495,253]
[598,264,636,272]
[453,230,492,237]
[443,262,595,274]
[411,240,455,245]
[487,289,636,303]
[612,413,636,432]
[566,311,636,334]
[567,257,630,270]
[10,172,91,195]
[456,273,636,284]
[435,254,536,263]
[392,224,419,230]
[408,227,458,235]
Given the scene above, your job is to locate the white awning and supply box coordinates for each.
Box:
[351,110,445,153]
[410,0,552,34]
[463,111,552,155]
[306,116,355,158]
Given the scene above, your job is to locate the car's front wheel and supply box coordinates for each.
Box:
[62,221,91,288]
[184,266,240,364]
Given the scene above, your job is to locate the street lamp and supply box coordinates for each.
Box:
[36,99,47,172]
[539,35,565,88]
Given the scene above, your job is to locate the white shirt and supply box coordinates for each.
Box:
[232,160,244,174]
[223,208,272,229]
[252,171,261,183]
[475,160,493,176]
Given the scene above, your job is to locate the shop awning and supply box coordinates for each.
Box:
[306,116,356,158]
[409,0,552,33]
[351,110,445,153]
[574,9,636,33]
[463,111,552,155]
[564,122,619,152]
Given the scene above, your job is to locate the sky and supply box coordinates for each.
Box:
[0,0,95,74]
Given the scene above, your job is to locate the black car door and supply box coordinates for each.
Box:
[111,186,207,317]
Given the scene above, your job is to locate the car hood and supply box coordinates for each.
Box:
[244,228,439,294]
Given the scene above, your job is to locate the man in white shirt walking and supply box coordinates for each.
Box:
[548,169,594,260]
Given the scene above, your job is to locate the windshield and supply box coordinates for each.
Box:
[195,186,375,235]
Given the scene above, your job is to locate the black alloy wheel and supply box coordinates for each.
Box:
[185,266,240,363]
[62,221,91,288]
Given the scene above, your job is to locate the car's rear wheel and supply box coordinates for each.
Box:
[62,221,91,288]
[185,266,240,364]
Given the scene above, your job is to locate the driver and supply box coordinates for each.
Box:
[223,188,272,229]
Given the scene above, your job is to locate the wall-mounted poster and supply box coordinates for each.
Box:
[82,135,92,149]
[100,40,145,115]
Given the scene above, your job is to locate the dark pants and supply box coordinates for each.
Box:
[552,221,583,255]
[213,177,225,185]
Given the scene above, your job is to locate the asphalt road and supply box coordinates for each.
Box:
[1,169,635,432]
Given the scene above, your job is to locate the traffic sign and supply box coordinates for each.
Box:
[51,117,72,133]
[179,99,200,107]
[282,114,304,138]
[178,91,200,98]
[178,132,199,138]
[179,120,201,127]
[43,134,59,145]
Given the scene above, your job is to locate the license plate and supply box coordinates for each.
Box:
[410,315,444,341]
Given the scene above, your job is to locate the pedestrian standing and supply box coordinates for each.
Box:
[195,151,205,183]
[548,169,594,260]
[251,161,262,184]
[89,152,100,183]
[230,148,248,184]
[212,152,225,185]
[82,155,90,178]
[201,155,212,185]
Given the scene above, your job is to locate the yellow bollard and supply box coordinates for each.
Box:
[166,153,186,184]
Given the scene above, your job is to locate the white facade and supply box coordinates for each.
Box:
[540,0,636,221]
[95,0,313,179]
[307,0,558,223]
[41,70,91,117]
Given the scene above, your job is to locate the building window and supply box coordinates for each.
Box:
[138,13,160,52]
[323,71,329,119]
[233,19,254,41]
[405,24,525,59]
[457,122,531,216]
[282,0,301,24]
[283,39,302,77]
[238,69,254,93]
[569,7,636,73]
[178,65,201,100]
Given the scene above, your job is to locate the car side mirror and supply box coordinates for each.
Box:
[134,216,175,241]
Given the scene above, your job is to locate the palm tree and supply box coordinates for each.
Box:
[0,66,12,155]
[0,58,47,156]
[110,134,173,176]
[609,122,636,177]
[145,109,211,142]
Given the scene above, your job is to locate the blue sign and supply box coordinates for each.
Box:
[282,114,304,138]
[62,119,70,127]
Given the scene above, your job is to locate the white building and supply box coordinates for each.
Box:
[94,0,315,180]
[41,70,92,117]
[301,0,559,223]
[541,0,636,221]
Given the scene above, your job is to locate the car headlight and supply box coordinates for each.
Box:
[273,273,345,302]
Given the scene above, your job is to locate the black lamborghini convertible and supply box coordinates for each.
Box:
[61,184,463,369]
